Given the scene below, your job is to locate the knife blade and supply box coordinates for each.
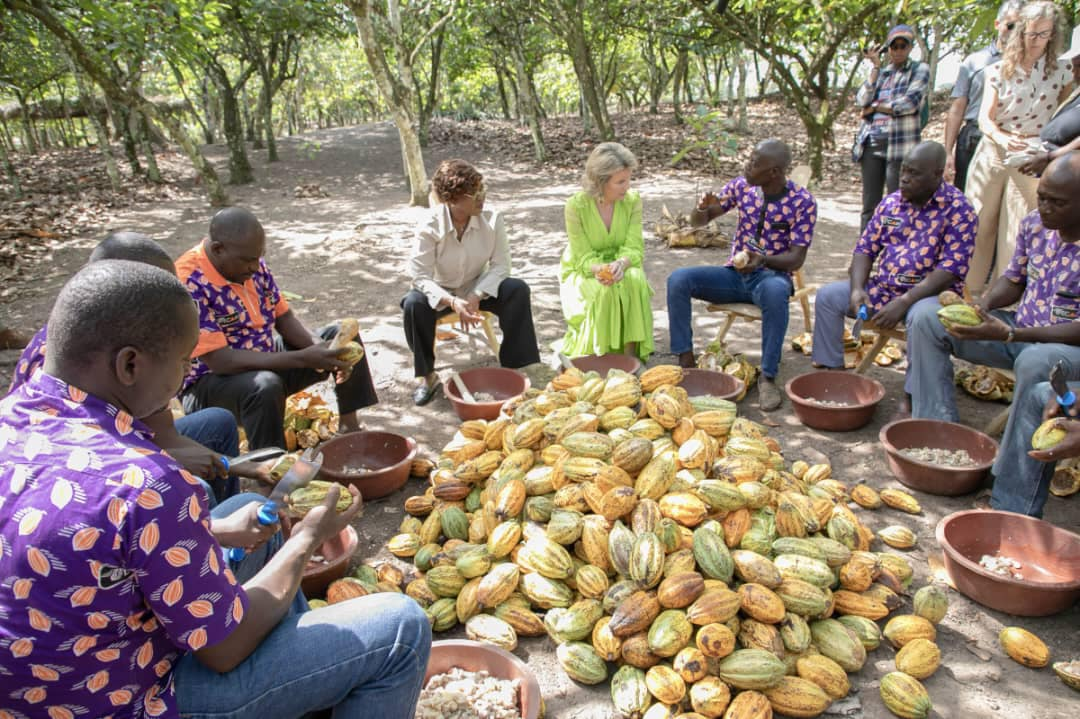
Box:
[1050,361,1076,411]
[219,446,285,473]
[851,304,869,339]
[227,448,322,563]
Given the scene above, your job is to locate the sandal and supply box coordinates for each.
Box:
[413,380,442,406]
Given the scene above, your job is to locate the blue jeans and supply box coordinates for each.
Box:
[176,407,241,502]
[991,381,1079,517]
[667,266,793,378]
[174,494,431,719]
[904,298,1080,422]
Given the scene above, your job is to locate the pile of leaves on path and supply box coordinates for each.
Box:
[0,145,195,274]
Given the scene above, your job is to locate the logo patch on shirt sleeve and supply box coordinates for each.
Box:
[881,216,903,228]
[895,272,923,286]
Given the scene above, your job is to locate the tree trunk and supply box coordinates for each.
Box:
[805,120,828,181]
[207,63,254,185]
[116,105,142,174]
[736,52,749,133]
[672,49,689,124]
[15,95,38,154]
[71,66,121,192]
[417,28,445,148]
[259,82,278,161]
[200,76,217,144]
[511,49,547,162]
[349,0,430,206]
[0,141,22,198]
[564,25,613,139]
[137,113,162,183]
[494,64,513,120]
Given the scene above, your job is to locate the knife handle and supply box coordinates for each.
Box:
[857,304,869,321]
[1057,389,1076,410]
[226,501,280,564]
[256,501,280,525]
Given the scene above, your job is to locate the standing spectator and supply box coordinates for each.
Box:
[964,0,1072,294]
[558,142,654,361]
[944,1,1023,191]
[1019,25,1080,177]
[667,139,816,411]
[853,23,931,231]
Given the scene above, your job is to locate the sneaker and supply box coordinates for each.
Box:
[759,377,783,412]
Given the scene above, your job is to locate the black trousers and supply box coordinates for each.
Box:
[954,122,982,192]
[859,135,901,232]
[401,277,541,378]
[180,323,378,450]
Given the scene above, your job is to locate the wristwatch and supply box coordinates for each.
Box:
[1005,327,1016,343]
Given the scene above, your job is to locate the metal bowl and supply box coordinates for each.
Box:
[936,510,1080,616]
[879,419,997,496]
[786,370,885,431]
[424,639,543,719]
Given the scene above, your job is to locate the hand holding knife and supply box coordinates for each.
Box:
[1050,361,1076,416]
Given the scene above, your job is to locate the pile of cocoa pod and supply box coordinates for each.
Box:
[337,365,955,718]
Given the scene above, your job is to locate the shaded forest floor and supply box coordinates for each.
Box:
[0,100,1076,719]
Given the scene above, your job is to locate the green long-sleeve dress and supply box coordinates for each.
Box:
[557,189,654,360]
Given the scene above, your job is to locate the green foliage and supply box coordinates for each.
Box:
[670,105,739,170]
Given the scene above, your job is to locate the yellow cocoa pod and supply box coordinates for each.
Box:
[849,483,882,509]
[883,615,937,649]
[796,654,850,700]
[879,671,932,719]
[936,302,981,328]
[895,638,941,679]
[999,626,1050,667]
[335,341,364,366]
[286,480,353,516]
[722,690,772,719]
[879,488,921,514]
[763,675,832,718]
[1032,418,1068,450]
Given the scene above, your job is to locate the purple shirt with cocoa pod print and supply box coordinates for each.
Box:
[0,372,246,719]
[1004,210,1080,328]
[712,176,817,272]
[855,182,977,310]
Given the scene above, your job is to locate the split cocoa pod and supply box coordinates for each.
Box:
[286,479,355,516]
[1031,418,1067,451]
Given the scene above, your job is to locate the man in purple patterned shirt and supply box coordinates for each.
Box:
[178,207,378,450]
[906,152,1080,515]
[0,260,429,719]
[812,142,977,388]
[667,139,817,411]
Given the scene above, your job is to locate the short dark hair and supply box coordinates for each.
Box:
[209,207,264,247]
[88,231,174,274]
[47,260,194,368]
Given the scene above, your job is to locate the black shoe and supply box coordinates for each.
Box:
[413,381,441,406]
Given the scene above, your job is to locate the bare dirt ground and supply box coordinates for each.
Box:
[1,108,1077,718]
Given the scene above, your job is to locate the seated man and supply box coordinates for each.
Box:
[7,230,265,503]
[178,207,378,449]
[0,259,430,719]
[994,380,1079,517]
[667,139,817,411]
[812,142,977,395]
[906,152,1080,509]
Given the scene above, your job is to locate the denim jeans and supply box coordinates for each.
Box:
[667,266,793,378]
[991,381,1079,517]
[176,407,241,502]
[175,495,432,719]
[904,297,1080,422]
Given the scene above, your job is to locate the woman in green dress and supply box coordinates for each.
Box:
[557,142,654,360]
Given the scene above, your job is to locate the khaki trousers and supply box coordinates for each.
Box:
[964,136,1038,295]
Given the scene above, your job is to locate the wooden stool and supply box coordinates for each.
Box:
[854,322,906,374]
[435,311,500,357]
[707,268,816,344]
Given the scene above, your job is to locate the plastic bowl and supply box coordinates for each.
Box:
[301,525,358,599]
[879,419,997,496]
[424,639,542,719]
[786,371,885,432]
[678,368,745,402]
[444,367,530,421]
[570,353,643,377]
[318,431,417,499]
[936,510,1080,616]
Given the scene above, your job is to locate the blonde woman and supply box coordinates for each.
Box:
[966,0,1072,293]
[557,142,654,360]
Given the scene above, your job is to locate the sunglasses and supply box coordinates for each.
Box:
[1005,22,1016,30]
[889,40,911,50]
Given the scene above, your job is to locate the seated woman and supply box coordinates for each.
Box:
[558,142,654,360]
[402,159,541,405]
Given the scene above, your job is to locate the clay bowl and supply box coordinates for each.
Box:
[301,525,358,599]
[317,431,417,499]
[936,510,1080,616]
[424,640,542,719]
[879,419,998,496]
[570,353,643,377]
[444,367,530,421]
[786,371,885,432]
[678,368,745,402]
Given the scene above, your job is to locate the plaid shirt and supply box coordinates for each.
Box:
[854,59,931,162]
